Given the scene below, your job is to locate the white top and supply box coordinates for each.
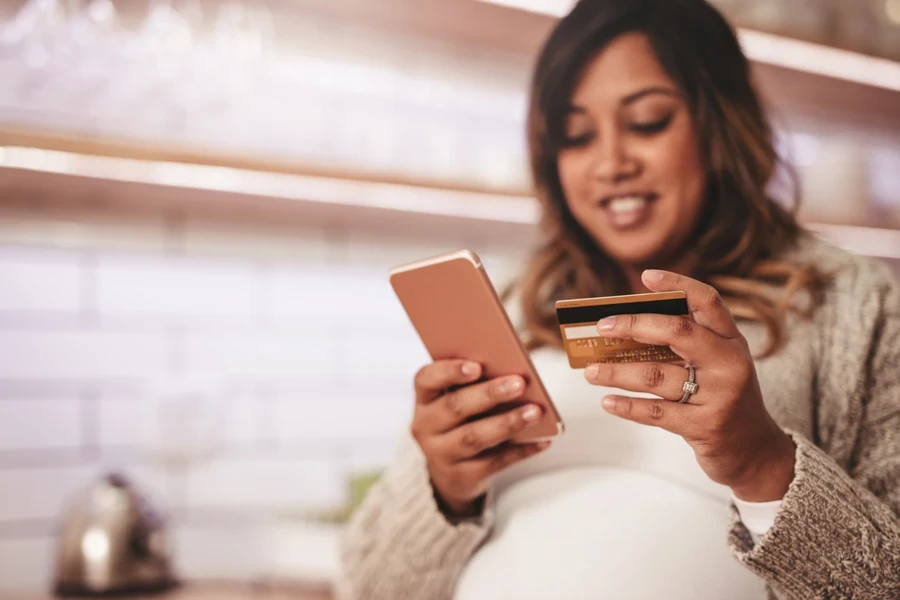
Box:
[454,348,779,600]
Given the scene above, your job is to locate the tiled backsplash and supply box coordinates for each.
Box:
[0,196,529,592]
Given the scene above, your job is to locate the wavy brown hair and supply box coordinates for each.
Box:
[511,0,823,358]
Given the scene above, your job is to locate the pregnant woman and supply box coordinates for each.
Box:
[337,0,900,598]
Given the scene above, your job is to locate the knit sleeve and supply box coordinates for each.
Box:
[727,257,900,599]
[334,434,494,600]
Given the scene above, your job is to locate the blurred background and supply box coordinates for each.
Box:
[0,0,898,598]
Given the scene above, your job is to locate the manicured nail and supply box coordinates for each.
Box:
[597,317,616,332]
[522,405,541,422]
[585,364,600,380]
[643,270,665,283]
[602,396,617,410]
[503,377,524,393]
[461,362,479,377]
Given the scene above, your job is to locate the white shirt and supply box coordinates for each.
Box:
[454,348,780,600]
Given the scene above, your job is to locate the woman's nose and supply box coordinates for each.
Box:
[591,135,639,183]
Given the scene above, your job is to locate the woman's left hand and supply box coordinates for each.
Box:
[584,269,796,502]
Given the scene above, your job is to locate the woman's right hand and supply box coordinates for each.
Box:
[411,359,551,518]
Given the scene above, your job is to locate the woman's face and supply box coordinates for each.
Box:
[556,32,707,269]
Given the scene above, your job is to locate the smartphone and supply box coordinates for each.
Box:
[389,249,564,443]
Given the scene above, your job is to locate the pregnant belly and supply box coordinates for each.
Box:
[454,467,765,600]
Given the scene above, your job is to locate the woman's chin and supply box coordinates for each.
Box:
[601,242,671,271]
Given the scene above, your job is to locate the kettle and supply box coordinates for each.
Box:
[53,472,178,597]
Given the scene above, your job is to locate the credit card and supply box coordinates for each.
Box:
[555,291,689,369]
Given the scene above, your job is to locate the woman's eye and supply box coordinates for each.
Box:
[630,115,672,135]
[561,132,593,147]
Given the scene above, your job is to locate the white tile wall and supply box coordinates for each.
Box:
[184,331,337,378]
[95,398,159,448]
[0,466,99,522]
[0,331,170,380]
[95,255,261,321]
[184,458,344,512]
[268,265,407,324]
[271,394,414,444]
[0,536,57,593]
[0,399,82,451]
[182,213,333,263]
[0,250,84,312]
[0,200,170,253]
[0,197,529,591]
[344,228,464,268]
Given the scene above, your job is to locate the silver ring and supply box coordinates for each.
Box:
[679,366,698,403]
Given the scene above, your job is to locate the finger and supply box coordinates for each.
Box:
[463,441,551,479]
[601,394,694,435]
[641,270,741,340]
[596,312,730,366]
[430,375,528,432]
[414,360,482,404]
[441,404,544,461]
[585,361,710,404]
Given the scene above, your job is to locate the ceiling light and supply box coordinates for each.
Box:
[476,0,900,92]
[479,0,574,16]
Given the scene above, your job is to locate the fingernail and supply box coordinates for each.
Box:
[597,317,616,332]
[643,270,665,283]
[461,363,479,377]
[602,396,617,410]
[521,405,541,423]
[585,364,600,380]
[536,441,551,451]
[503,377,523,393]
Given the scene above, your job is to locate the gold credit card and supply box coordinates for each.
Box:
[555,291,689,369]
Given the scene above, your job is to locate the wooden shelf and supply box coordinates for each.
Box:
[1,145,898,259]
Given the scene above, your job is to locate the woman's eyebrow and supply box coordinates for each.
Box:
[621,86,678,105]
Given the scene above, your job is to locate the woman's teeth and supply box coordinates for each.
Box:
[602,194,653,229]
[607,196,649,214]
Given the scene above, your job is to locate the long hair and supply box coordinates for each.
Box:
[512,0,823,358]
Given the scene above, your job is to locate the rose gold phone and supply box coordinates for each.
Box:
[389,249,564,443]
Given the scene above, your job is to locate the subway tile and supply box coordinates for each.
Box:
[95,398,159,448]
[184,458,343,512]
[0,249,85,313]
[344,330,430,378]
[268,264,408,324]
[0,466,98,523]
[343,229,464,269]
[338,439,401,475]
[219,398,264,445]
[0,536,57,593]
[0,399,82,451]
[0,201,169,253]
[116,465,180,514]
[0,463,174,525]
[0,331,169,380]
[184,332,337,378]
[95,255,260,320]
[183,213,333,263]
[96,379,265,456]
[271,394,412,444]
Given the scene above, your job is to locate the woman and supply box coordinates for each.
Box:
[337,0,900,598]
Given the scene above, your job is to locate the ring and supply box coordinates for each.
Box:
[679,366,698,403]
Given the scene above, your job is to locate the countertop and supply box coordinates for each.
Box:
[6,580,333,600]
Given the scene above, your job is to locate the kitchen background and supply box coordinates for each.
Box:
[0,0,899,597]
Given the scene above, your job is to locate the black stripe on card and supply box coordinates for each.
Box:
[556,298,689,325]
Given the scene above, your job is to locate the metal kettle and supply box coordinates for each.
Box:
[53,472,178,597]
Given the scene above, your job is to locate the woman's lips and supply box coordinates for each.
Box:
[599,194,657,230]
